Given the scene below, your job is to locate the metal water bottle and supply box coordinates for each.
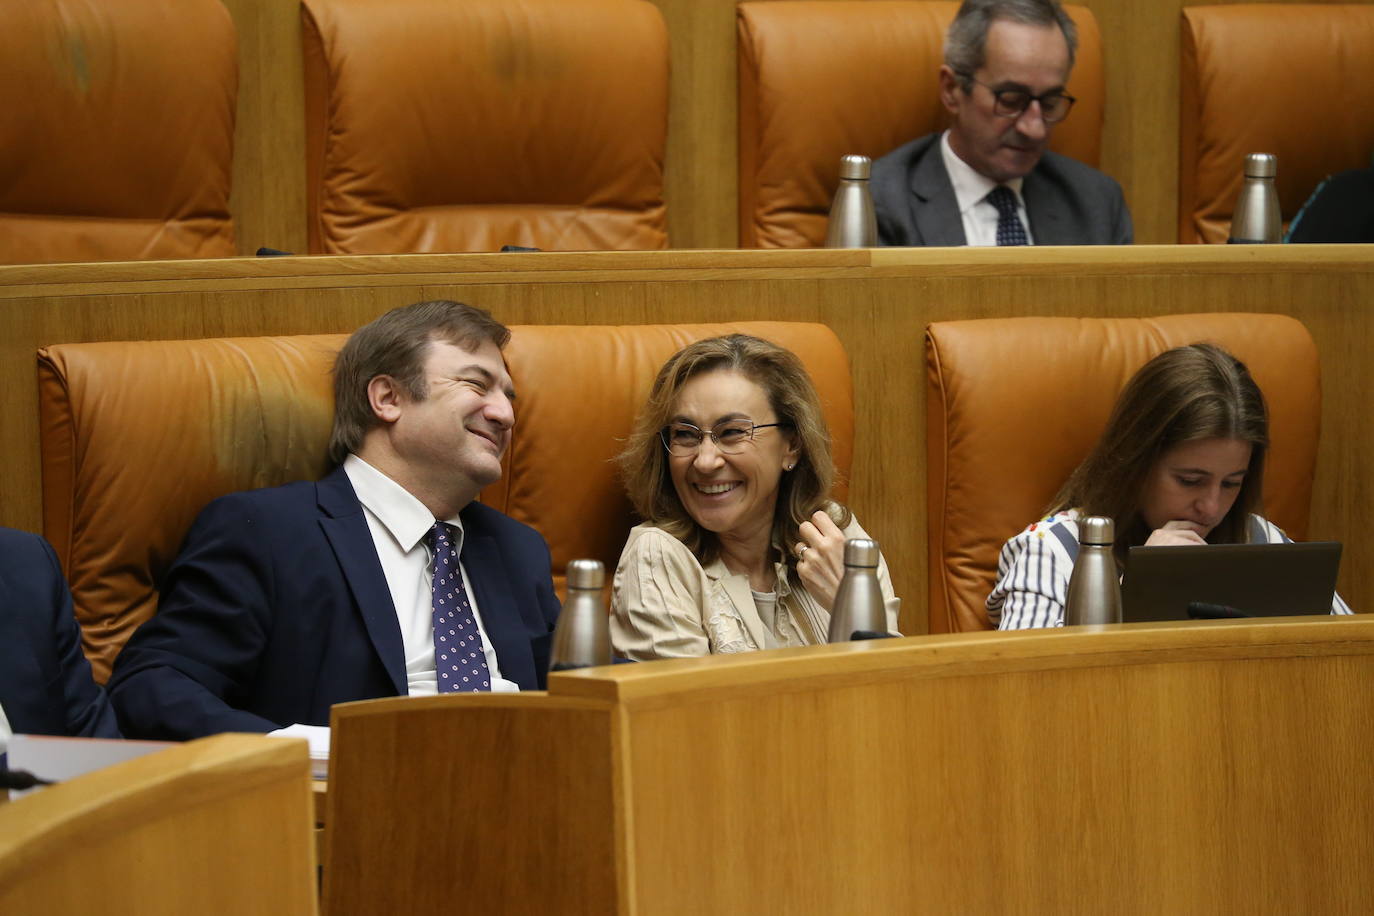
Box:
[824,154,878,248]
[1063,516,1123,626]
[548,559,611,672]
[827,538,888,642]
[1228,153,1282,244]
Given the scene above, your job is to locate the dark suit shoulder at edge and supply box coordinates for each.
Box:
[1036,149,1125,193]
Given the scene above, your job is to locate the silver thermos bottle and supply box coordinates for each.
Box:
[1064,516,1123,626]
[825,154,878,248]
[1228,153,1282,244]
[827,538,888,642]
[548,558,611,672]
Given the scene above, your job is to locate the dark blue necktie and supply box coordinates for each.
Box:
[987,185,1029,246]
[430,522,491,692]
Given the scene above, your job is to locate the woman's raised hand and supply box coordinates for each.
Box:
[1143,519,1209,547]
[795,510,848,611]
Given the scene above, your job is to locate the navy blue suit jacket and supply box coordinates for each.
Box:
[871,132,1133,247]
[108,467,560,740]
[0,529,121,741]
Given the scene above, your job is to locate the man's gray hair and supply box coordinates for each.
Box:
[944,0,1078,89]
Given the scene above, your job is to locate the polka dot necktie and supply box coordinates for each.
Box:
[430,522,491,693]
[987,185,1030,246]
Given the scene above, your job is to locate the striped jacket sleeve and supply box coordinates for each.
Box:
[986,516,1081,630]
[1250,515,1354,615]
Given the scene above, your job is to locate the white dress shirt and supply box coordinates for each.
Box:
[342,454,516,694]
[0,701,12,757]
[939,130,1034,247]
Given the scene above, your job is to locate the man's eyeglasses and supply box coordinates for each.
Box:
[660,419,789,457]
[958,74,1076,123]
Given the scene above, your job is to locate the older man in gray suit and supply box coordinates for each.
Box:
[872,0,1131,247]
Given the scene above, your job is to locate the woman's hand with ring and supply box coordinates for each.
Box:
[795,510,847,611]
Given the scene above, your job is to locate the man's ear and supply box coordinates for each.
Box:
[938,65,963,115]
[367,375,405,423]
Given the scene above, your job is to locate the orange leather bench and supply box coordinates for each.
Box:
[38,322,851,679]
[925,313,1321,632]
[0,0,236,264]
[1178,4,1374,243]
[301,0,670,253]
[736,0,1104,248]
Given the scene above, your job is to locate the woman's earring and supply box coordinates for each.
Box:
[784,463,794,472]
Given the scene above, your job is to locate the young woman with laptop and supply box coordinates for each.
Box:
[986,343,1352,629]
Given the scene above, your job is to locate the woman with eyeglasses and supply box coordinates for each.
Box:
[610,334,900,660]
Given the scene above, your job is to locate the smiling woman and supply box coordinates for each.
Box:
[987,343,1353,629]
[610,335,900,659]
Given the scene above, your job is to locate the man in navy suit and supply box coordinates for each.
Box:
[109,301,561,740]
[872,0,1131,247]
[1,528,121,756]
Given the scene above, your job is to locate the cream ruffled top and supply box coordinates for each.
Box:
[609,513,901,660]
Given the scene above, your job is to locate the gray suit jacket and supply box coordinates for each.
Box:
[871,133,1132,246]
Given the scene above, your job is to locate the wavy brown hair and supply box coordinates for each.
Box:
[329,300,510,465]
[618,334,850,568]
[1051,342,1268,565]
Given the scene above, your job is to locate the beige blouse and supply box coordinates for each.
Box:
[610,515,901,660]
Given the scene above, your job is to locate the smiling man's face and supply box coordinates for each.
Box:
[390,337,515,502]
[941,18,1071,182]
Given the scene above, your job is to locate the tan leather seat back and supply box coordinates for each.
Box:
[737,1,1104,248]
[39,322,851,680]
[301,0,669,254]
[0,0,236,264]
[925,314,1321,633]
[1179,5,1374,244]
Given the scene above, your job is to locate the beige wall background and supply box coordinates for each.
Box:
[1,246,1370,635]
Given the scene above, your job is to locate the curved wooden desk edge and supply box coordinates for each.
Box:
[0,733,313,887]
[2,244,1370,295]
[548,615,1374,706]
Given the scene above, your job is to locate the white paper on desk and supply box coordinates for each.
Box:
[7,734,173,801]
[268,724,330,779]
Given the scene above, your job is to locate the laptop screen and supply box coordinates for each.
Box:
[1121,541,1342,623]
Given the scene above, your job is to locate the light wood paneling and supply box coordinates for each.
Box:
[317,617,1374,913]
[222,0,308,255]
[2,246,1370,636]
[326,695,620,915]
[648,0,742,248]
[609,618,1374,912]
[0,734,318,915]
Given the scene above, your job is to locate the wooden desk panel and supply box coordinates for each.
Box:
[2,246,1371,635]
[569,617,1374,913]
[320,618,1374,913]
[0,734,318,915]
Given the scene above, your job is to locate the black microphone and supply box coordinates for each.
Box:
[1187,602,1252,619]
[1,768,55,790]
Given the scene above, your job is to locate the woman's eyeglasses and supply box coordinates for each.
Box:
[660,419,789,456]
